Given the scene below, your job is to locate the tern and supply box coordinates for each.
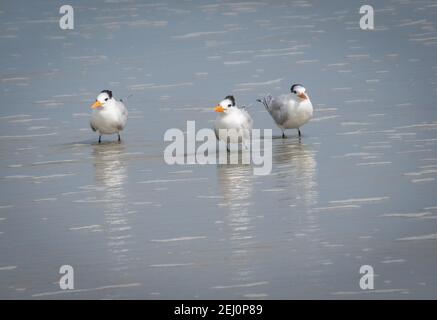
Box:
[214,95,253,152]
[257,84,313,138]
[90,90,128,143]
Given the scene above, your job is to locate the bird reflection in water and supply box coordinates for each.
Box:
[217,162,257,285]
[272,140,322,283]
[92,143,133,273]
[215,141,319,290]
[272,140,318,208]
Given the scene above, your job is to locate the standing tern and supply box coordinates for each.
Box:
[257,84,313,138]
[214,95,253,152]
[90,90,128,143]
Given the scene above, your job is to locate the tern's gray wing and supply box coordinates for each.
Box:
[90,120,97,132]
[258,94,289,126]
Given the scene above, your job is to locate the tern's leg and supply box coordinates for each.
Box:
[282,131,286,139]
[98,135,102,144]
[297,128,301,138]
[118,133,121,142]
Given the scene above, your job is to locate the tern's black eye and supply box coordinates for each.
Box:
[228,104,231,107]
[105,98,108,101]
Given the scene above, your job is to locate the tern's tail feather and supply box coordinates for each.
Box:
[256,94,273,111]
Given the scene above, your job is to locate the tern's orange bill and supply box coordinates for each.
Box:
[298,93,308,100]
[214,105,225,112]
[91,101,103,109]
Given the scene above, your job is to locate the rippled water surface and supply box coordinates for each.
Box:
[1,0,437,299]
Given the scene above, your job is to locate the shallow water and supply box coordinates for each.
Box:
[1,0,437,299]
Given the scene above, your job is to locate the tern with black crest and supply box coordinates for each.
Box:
[213,95,253,152]
[90,90,128,143]
[257,84,313,138]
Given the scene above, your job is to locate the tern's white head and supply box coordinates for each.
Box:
[291,84,309,100]
[214,95,236,113]
[91,90,113,109]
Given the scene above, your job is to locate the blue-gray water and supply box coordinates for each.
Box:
[1,0,437,299]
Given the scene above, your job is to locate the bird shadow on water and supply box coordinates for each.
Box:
[60,135,124,146]
[271,134,302,140]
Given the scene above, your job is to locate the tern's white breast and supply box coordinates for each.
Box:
[91,100,128,135]
[214,108,252,143]
[282,98,313,129]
